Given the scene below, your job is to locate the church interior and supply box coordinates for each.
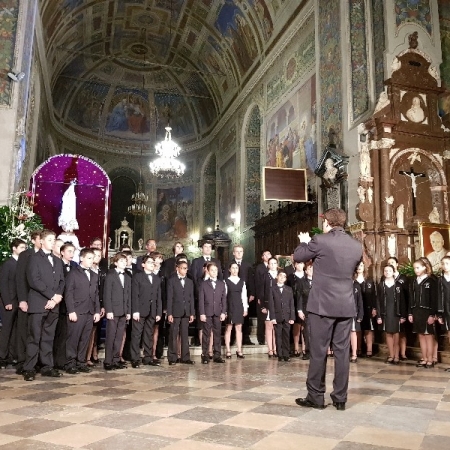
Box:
[1,0,450,449]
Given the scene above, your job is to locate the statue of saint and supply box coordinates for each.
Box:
[323,158,338,183]
[58,180,80,262]
[396,204,405,229]
[406,97,425,123]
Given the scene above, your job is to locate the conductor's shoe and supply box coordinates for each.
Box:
[295,398,326,409]
[23,371,35,381]
[333,402,346,411]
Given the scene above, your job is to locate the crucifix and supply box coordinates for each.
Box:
[399,167,426,216]
[120,232,128,245]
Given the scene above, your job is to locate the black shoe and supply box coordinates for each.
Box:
[181,360,195,365]
[77,365,92,373]
[152,358,161,364]
[176,358,181,363]
[236,352,245,359]
[213,357,225,363]
[399,356,408,361]
[9,359,18,366]
[146,360,161,367]
[168,361,177,366]
[333,402,346,411]
[131,361,141,368]
[302,353,310,360]
[0,360,7,369]
[113,363,127,370]
[23,371,35,381]
[258,341,265,345]
[66,367,80,374]
[295,398,326,409]
[201,355,209,364]
[15,365,24,375]
[278,357,283,361]
[41,368,63,377]
[103,363,115,371]
[209,354,213,360]
[243,340,255,345]
[284,357,290,362]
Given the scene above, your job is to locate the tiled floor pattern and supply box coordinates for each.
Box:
[0,355,449,449]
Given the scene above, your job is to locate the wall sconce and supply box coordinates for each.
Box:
[190,233,199,245]
[206,227,212,233]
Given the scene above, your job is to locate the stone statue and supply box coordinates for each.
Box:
[396,204,405,229]
[385,196,394,205]
[391,57,401,73]
[387,234,396,258]
[429,206,441,223]
[58,180,80,262]
[138,238,144,250]
[323,158,338,183]
[374,91,390,113]
[409,31,419,50]
[367,186,373,203]
[357,185,366,203]
[406,97,425,123]
[359,142,371,178]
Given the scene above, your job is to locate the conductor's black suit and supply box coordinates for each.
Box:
[294,227,362,406]
[23,250,65,373]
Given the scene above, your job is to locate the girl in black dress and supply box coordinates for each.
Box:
[408,258,438,368]
[261,257,279,357]
[350,280,363,363]
[438,256,450,372]
[355,261,377,357]
[224,262,248,359]
[376,265,406,364]
[287,261,305,357]
[387,257,409,360]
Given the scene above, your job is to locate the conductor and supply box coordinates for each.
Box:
[293,208,362,411]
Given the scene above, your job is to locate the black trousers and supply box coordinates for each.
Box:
[0,306,18,360]
[65,314,93,368]
[306,313,352,406]
[130,315,156,363]
[16,309,28,368]
[256,302,265,344]
[168,316,190,363]
[53,313,68,368]
[202,316,221,357]
[23,311,59,372]
[274,321,291,357]
[302,314,310,352]
[104,316,126,365]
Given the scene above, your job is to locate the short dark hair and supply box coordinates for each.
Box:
[60,243,75,253]
[145,238,156,245]
[10,238,26,252]
[206,262,218,271]
[142,254,154,264]
[90,237,102,245]
[261,249,271,256]
[121,250,132,257]
[112,252,127,264]
[31,230,42,241]
[40,229,56,240]
[323,208,347,228]
[80,247,94,258]
[387,256,399,264]
[202,241,213,248]
[150,251,163,259]
[176,260,188,268]
[119,244,131,252]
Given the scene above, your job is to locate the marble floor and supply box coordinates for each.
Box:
[0,355,449,449]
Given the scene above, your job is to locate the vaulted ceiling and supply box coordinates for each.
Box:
[39,0,304,152]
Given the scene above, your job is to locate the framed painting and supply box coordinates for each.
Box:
[418,222,450,272]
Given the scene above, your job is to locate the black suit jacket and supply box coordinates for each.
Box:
[26,250,65,314]
[225,260,255,297]
[16,248,35,303]
[103,269,131,316]
[166,274,195,318]
[189,256,223,283]
[64,266,100,315]
[268,284,295,323]
[294,227,362,317]
[198,279,226,316]
[254,262,268,301]
[59,259,78,314]
[161,257,190,280]
[0,257,18,308]
[132,271,162,318]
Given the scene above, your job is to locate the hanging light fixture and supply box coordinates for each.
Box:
[128,146,150,216]
[150,125,185,178]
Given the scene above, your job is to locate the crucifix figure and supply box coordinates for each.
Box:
[120,232,128,245]
[399,167,426,216]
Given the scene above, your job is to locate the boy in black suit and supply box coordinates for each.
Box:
[0,238,27,369]
[65,248,101,374]
[22,230,65,381]
[130,255,162,368]
[14,230,41,374]
[103,252,131,370]
[166,260,195,365]
[269,271,295,362]
[198,262,226,364]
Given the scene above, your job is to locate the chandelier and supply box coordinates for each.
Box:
[150,126,185,178]
[128,181,150,216]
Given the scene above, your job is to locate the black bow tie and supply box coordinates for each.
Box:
[179,277,185,281]
[118,271,124,275]
[210,279,217,282]
[44,253,51,257]
[83,268,90,272]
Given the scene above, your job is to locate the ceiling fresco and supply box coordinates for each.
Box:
[39,0,301,151]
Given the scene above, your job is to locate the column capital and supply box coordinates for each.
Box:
[370,138,396,150]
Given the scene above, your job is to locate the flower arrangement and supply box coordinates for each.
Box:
[0,190,42,263]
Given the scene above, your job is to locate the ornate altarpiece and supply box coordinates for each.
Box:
[356,34,450,281]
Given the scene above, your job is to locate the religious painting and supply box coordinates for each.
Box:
[156,186,194,241]
[104,88,151,139]
[219,154,236,229]
[276,255,292,269]
[394,0,432,37]
[215,1,257,74]
[248,0,273,41]
[266,74,317,172]
[418,222,450,272]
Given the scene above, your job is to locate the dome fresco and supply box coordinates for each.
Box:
[39,0,289,150]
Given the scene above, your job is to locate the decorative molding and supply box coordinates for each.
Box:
[370,138,396,149]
